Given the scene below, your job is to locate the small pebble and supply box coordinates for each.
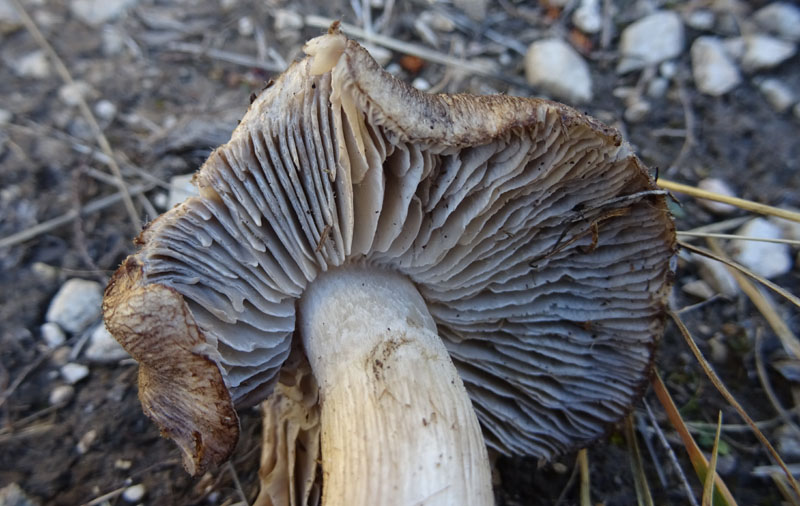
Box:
[273,9,303,32]
[697,178,737,214]
[46,278,103,333]
[738,34,796,72]
[659,61,677,79]
[708,336,728,363]
[686,9,715,31]
[13,50,50,79]
[682,279,715,299]
[691,37,741,96]
[94,100,117,121]
[754,2,800,42]
[646,77,669,98]
[115,459,133,470]
[61,363,90,384]
[412,77,431,92]
[49,384,75,405]
[76,428,97,454]
[167,173,198,209]
[58,81,93,107]
[85,324,129,363]
[624,100,650,123]
[756,78,795,113]
[693,253,739,297]
[237,16,254,37]
[70,0,137,26]
[525,38,593,103]
[41,322,66,348]
[731,218,792,279]
[122,484,146,503]
[572,0,602,34]
[551,462,568,474]
[617,11,684,73]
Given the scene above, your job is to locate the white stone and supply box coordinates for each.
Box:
[76,428,97,454]
[682,279,715,299]
[757,78,795,113]
[61,363,89,384]
[693,254,740,297]
[754,3,800,42]
[691,36,741,96]
[70,0,137,26]
[0,108,11,126]
[122,484,146,503]
[273,9,303,32]
[646,77,669,98]
[102,27,125,55]
[94,100,117,121]
[13,50,50,79]
[85,324,129,363]
[739,34,796,72]
[697,178,737,214]
[49,384,75,405]
[659,61,677,79]
[686,9,715,31]
[731,218,793,279]
[525,38,592,103]
[167,173,198,209]
[237,16,254,37]
[770,212,800,241]
[41,322,66,348]
[617,12,684,73]
[46,279,103,333]
[362,43,392,67]
[624,100,651,123]
[573,0,602,34]
[58,81,93,107]
[412,78,431,92]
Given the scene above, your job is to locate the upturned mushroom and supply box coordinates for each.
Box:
[103,25,676,506]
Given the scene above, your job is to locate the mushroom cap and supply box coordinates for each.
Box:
[103,28,676,474]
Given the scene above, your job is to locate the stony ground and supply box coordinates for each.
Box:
[1,0,799,505]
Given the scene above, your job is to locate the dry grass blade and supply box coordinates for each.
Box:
[651,371,737,506]
[755,329,799,431]
[679,241,800,311]
[658,179,800,223]
[702,412,723,506]
[770,473,800,506]
[668,310,800,498]
[10,0,141,232]
[624,414,655,506]
[704,238,800,360]
[577,448,590,506]
[677,231,800,246]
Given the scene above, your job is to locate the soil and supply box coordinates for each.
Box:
[1,1,799,505]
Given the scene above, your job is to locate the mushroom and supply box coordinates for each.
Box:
[103,26,676,506]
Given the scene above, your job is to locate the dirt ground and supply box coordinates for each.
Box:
[1,0,799,505]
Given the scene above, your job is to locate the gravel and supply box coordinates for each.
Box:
[691,37,741,96]
[45,279,103,333]
[617,11,684,73]
[524,38,592,103]
[731,218,793,279]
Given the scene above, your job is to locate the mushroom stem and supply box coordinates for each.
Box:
[299,266,493,506]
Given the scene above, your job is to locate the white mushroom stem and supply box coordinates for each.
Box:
[299,266,493,506]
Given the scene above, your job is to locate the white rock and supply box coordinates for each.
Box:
[624,100,651,123]
[102,27,125,55]
[525,38,592,103]
[61,363,89,384]
[412,77,431,92]
[691,36,741,96]
[362,43,392,67]
[682,279,715,299]
[46,279,103,333]
[0,108,11,126]
[686,9,715,31]
[85,324,129,363]
[237,16,254,37]
[13,50,50,79]
[754,3,800,42]
[693,253,740,297]
[659,61,677,79]
[617,12,684,73]
[739,34,796,72]
[58,81,93,107]
[49,384,75,405]
[770,212,800,241]
[41,322,66,348]
[122,484,146,503]
[646,77,669,98]
[273,9,303,32]
[94,100,117,121]
[0,483,37,506]
[697,178,737,214]
[731,218,793,279]
[756,78,795,113]
[76,428,97,454]
[70,0,137,26]
[167,173,198,209]
[573,0,602,34]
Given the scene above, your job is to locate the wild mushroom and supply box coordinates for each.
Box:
[103,26,676,505]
